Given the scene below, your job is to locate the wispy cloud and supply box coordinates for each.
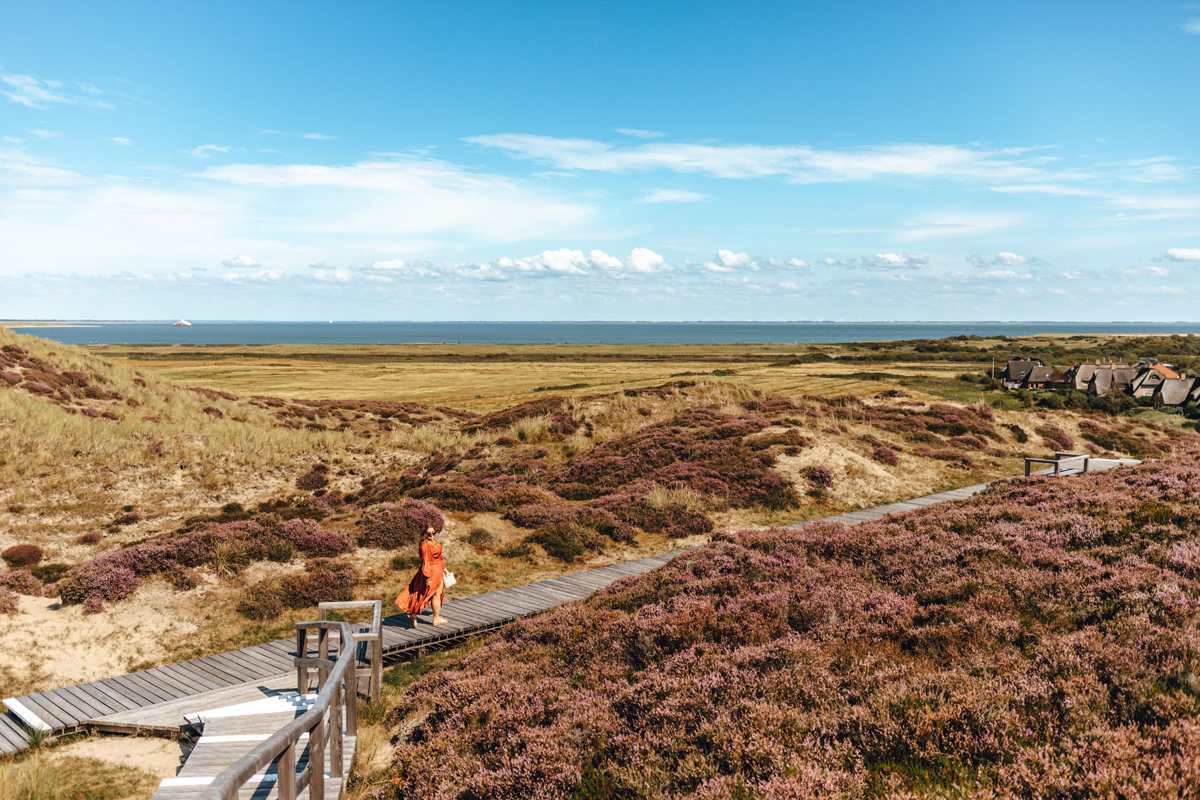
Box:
[637,189,712,203]
[109,137,132,146]
[614,128,665,139]
[1183,17,1200,34]
[1,72,76,108]
[464,133,1059,185]
[221,254,260,269]
[302,133,336,140]
[189,144,232,158]
[967,251,1041,268]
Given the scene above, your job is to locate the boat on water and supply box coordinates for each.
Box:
[174,319,192,327]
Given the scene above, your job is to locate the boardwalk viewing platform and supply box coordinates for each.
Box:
[0,455,1136,797]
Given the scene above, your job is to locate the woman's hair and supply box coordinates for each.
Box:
[422,526,435,540]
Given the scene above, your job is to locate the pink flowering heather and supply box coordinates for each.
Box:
[0,587,18,615]
[382,454,1200,799]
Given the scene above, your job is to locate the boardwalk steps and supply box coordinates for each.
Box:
[0,455,1136,758]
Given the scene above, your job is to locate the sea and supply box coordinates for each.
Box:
[8,321,1200,346]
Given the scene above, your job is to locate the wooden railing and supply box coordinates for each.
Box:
[194,619,357,800]
[1025,451,1090,476]
[318,600,383,703]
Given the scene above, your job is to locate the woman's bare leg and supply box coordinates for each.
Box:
[431,589,447,626]
[408,612,417,628]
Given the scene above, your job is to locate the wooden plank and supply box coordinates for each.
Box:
[0,713,31,750]
[172,659,241,690]
[76,676,146,711]
[53,683,120,719]
[18,693,76,729]
[108,671,180,705]
[181,654,255,686]
[205,652,273,682]
[142,664,217,697]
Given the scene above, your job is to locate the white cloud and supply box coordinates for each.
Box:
[614,128,665,139]
[224,268,283,282]
[222,254,260,268]
[312,268,351,282]
[994,251,1028,266]
[1160,247,1200,261]
[627,247,666,273]
[464,134,1058,184]
[968,251,1032,268]
[821,257,857,267]
[1,137,21,144]
[303,133,336,140]
[779,281,800,290]
[1,72,76,108]
[978,270,1032,281]
[588,249,624,270]
[0,145,85,186]
[859,252,929,270]
[1145,265,1171,276]
[109,137,132,146]
[717,250,752,268]
[1184,18,1200,34]
[189,144,232,158]
[31,130,60,140]
[637,189,713,203]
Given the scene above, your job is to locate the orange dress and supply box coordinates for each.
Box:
[397,539,443,615]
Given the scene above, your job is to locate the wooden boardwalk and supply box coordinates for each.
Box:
[151,692,354,799]
[0,456,1135,758]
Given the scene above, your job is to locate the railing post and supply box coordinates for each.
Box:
[278,740,296,800]
[330,681,344,780]
[372,634,382,703]
[310,713,325,799]
[317,628,329,691]
[344,668,357,736]
[296,628,308,695]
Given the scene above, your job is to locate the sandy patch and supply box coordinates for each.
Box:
[0,579,217,697]
[50,734,185,781]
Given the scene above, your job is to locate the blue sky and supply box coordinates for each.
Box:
[2,0,1199,321]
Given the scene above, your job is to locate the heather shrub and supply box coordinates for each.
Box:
[82,595,105,614]
[801,464,834,489]
[872,445,900,466]
[383,456,1200,798]
[1036,423,1074,450]
[278,518,354,557]
[237,582,284,620]
[357,500,444,549]
[414,481,498,512]
[78,531,103,545]
[166,563,200,591]
[496,542,533,559]
[525,521,597,562]
[280,559,358,608]
[0,587,17,615]
[2,543,43,568]
[58,559,140,605]
[28,563,67,584]
[266,539,297,562]
[1004,423,1029,443]
[295,464,329,491]
[0,570,42,595]
[466,526,494,549]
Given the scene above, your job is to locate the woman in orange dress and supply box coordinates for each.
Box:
[397,526,448,627]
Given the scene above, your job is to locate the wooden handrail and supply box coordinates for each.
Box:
[319,600,383,702]
[194,619,358,800]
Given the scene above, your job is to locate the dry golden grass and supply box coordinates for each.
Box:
[0,751,157,800]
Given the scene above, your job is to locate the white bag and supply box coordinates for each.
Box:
[442,568,457,589]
